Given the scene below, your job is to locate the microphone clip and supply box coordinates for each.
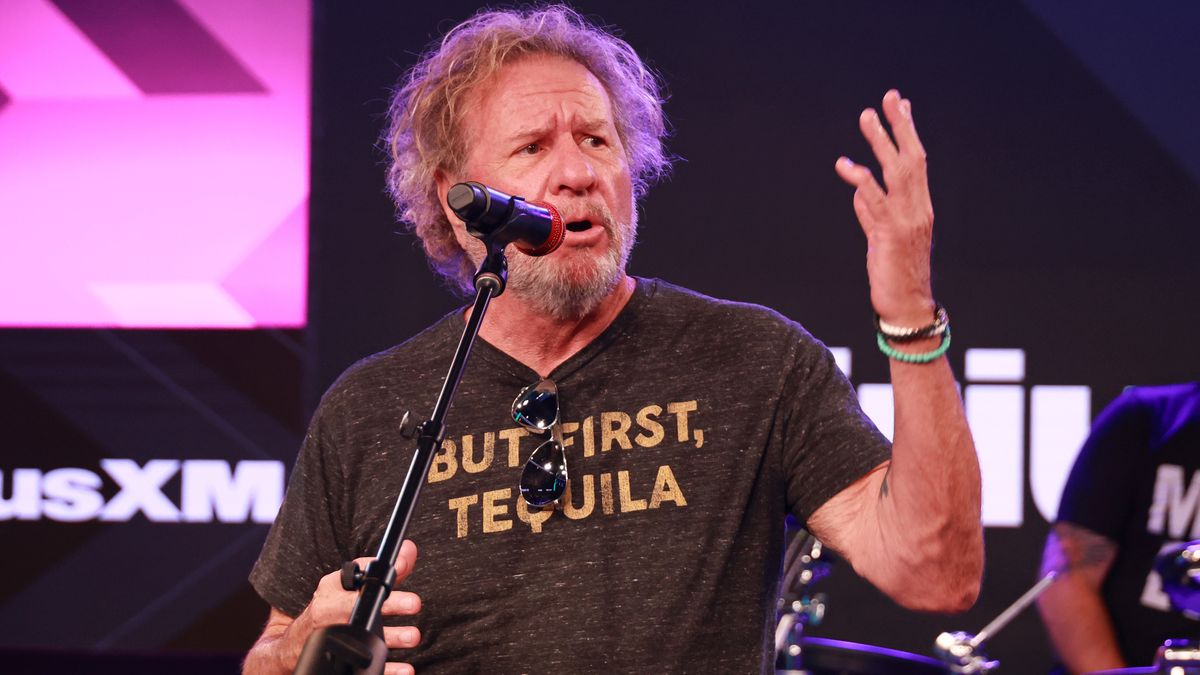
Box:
[473,243,508,296]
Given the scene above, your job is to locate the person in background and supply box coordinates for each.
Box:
[1039,382,1200,674]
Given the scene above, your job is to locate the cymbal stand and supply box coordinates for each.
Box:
[933,570,1059,674]
[776,530,832,671]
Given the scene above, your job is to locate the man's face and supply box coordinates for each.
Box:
[437,55,637,319]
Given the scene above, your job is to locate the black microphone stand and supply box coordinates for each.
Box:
[294,241,508,675]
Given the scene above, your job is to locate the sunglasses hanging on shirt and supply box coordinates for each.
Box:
[512,379,568,507]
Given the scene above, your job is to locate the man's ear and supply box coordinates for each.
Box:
[434,168,457,223]
[434,169,471,247]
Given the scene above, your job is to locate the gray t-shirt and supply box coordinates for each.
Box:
[250,278,891,673]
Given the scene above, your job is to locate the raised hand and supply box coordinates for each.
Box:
[834,89,936,328]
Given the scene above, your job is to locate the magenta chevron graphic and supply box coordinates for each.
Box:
[51,0,267,95]
[0,0,310,328]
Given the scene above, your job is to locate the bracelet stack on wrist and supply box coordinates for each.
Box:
[875,303,951,363]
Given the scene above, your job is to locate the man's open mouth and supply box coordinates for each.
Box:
[566,220,593,232]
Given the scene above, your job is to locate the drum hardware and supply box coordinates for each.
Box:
[782,637,950,675]
[782,535,833,591]
[1088,543,1200,673]
[1156,541,1200,619]
[1153,638,1200,674]
[776,595,829,663]
[934,570,1060,674]
[776,532,832,654]
[1088,639,1200,674]
[1135,540,1200,674]
[776,535,1200,674]
[775,529,951,673]
[776,530,832,672]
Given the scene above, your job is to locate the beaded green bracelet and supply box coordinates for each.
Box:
[876,326,951,363]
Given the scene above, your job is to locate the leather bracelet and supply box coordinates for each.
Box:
[875,304,948,343]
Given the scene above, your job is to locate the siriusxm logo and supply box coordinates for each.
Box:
[0,459,284,523]
[831,347,1092,528]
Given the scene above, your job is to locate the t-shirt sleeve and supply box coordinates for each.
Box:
[1056,388,1150,540]
[249,399,350,618]
[781,335,892,526]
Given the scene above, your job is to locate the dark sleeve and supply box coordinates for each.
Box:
[1056,388,1150,540]
[249,399,350,618]
[782,335,893,526]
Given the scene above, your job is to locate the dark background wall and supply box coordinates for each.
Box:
[1,2,1198,673]
[310,0,1200,402]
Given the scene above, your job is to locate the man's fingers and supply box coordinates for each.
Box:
[880,89,926,160]
[851,192,876,235]
[395,539,419,582]
[383,591,422,615]
[834,157,887,208]
[343,542,418,588]
[384,625,422,649]
[384,663,415,675]
[858,108,898,169]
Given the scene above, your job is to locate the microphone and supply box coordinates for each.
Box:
[447,182,565,256]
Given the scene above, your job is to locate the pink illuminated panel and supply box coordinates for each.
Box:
[0,0,310,328]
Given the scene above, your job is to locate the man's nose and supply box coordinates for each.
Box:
[549,141,597,196]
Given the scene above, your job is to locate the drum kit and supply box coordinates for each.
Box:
[775,534,1200,675]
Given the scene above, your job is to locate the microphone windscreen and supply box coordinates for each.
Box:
[447,182,487,222]
[517,201,565,256]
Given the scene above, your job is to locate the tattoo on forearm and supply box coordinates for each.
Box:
[1073,539,1114,569]
[879,465,892,498]
[1048,522,1117,575]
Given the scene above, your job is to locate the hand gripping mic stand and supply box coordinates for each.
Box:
[293,213,512,675]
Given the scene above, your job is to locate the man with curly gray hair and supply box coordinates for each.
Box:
[384,4,670,310]
[246,6,983,674]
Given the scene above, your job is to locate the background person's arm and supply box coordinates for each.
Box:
[1037,522,1125,674]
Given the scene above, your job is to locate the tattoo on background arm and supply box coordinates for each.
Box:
[1073,538,1115,570]
[1054,522,1118,574]
[879,465,892,498]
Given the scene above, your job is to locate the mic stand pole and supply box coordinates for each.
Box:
[294,242,508,675]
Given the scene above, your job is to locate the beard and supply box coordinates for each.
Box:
[463,200,636,321]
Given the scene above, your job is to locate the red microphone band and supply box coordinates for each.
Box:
[516,201,565,256]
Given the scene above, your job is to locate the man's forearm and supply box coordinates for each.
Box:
[807,346,982,611]
[243,628,294,675]
[876,349,983,610]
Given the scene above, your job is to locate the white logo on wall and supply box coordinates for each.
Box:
[0,459,284,523]
[830,347,1092,528]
